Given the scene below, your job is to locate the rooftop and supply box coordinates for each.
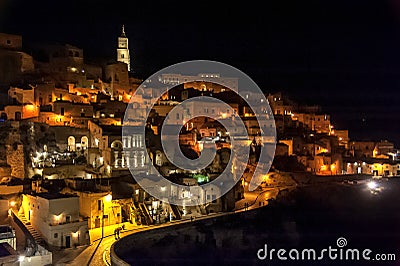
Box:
[34,192,77,200]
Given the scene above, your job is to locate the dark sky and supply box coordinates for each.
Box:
[1,0,400,145]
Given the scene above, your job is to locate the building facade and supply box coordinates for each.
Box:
[21,193,89,248]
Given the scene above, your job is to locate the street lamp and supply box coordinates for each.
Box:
[105,193,112,202]
[102,193,112,239]
[101,200,104,239]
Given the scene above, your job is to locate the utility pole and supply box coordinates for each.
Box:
[101,201,104,239]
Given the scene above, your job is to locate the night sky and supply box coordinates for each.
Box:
[1,0,400,145]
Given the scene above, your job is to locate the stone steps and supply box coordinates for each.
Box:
[17,213,46,247]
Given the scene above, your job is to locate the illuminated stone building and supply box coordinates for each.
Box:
[117,25,131,72]
[21,193,89,248]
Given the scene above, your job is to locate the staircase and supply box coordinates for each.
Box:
[170,204,182,220]
[138,203,153,225]
[17,212,46,247]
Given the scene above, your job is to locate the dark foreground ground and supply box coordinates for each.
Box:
[115,177,400,266]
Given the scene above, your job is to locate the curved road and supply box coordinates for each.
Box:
[67,214,227,266]
[67,186,293,266]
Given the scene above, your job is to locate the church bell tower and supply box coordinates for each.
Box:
[117,25,131,71]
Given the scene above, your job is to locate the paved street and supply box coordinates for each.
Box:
[60,185,292,266]
[235,184,296,212]
[63,214,226,265]
[61,223,152,266]
[235,188,279,211]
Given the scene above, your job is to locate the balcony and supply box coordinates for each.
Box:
[49,217,88,226]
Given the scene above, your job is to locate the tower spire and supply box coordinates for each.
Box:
[121,24,126,37]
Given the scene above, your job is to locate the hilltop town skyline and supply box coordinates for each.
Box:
[1,1,400,145]
[0,1,399,265]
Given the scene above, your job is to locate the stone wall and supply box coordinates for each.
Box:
[6,144,25,178]
[0,165,11,178]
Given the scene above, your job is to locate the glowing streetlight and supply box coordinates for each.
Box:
[101,193,112,239]
[54,214,62,223]
[25,104,35,112]
[104,194,112,202]
[72,231,79,238]
[367,181,377,190]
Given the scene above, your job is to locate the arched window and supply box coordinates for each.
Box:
[68,136,76,151]
[81,136,88,149]
[111,140,123,168]
[111,140,123,150]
